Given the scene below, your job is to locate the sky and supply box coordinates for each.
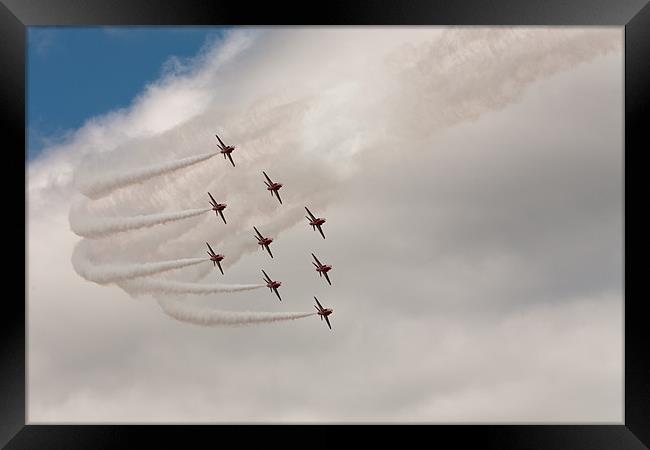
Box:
[27,27,228,159]
[27,27,623,423]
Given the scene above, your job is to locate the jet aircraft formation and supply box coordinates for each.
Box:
[204,133,335,330]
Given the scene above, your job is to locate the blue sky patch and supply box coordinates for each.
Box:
[27,26,227,160]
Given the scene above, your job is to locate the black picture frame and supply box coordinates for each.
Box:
[5,0,648,448]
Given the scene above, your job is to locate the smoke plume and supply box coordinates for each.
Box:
[122,278,265,295]
[72,250,209,284]
[63,28,619,327]
[157,297,317,327]
[75,152,217,199]
[70,207,212,238]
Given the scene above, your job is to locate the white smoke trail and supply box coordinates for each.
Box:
[386,28,620,138]
[72,254,209,284]
[70,207,212,238]
[157,297,317,327]
[122,278,264,295]
[75,152,217,199]
[61,28,619,327]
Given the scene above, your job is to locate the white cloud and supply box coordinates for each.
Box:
[27,27,623,423]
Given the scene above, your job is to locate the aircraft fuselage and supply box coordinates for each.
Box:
[319,308,333,317]
[258,237,273,246]
[210,254,225,263]
[316,265,331,274]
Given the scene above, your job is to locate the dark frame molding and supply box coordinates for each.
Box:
[5,0,648,448]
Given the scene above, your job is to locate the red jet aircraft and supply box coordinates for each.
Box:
[314,296,333,330]
[305,206,326,239]
[215,133,236,167]
[206,242,225,275]
[263,171,283,204]
[262,270,282,301]
[207,192,227,224]
[254,226,274,258]
[312,253,332,285]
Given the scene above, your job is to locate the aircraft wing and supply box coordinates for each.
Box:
[314,296,323,310]
[227,153,235,167]
[262,270,270,282]
[218,210,226,224]
[275,190,282,205]
[216,260,224,275]
[274,288,281,301]
[324,315,332,330]
[312,253,322,265]
[254,227,263,239]
[206,242,215,255]
[324,272,332,285]
[263,171,273,184]
[215,134,226,148]
[316,225,325,239]
[305,207,316,220]
[208,192,217,205]
[266,245,274,258]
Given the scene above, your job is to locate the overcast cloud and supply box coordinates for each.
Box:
[27,27,622,422]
